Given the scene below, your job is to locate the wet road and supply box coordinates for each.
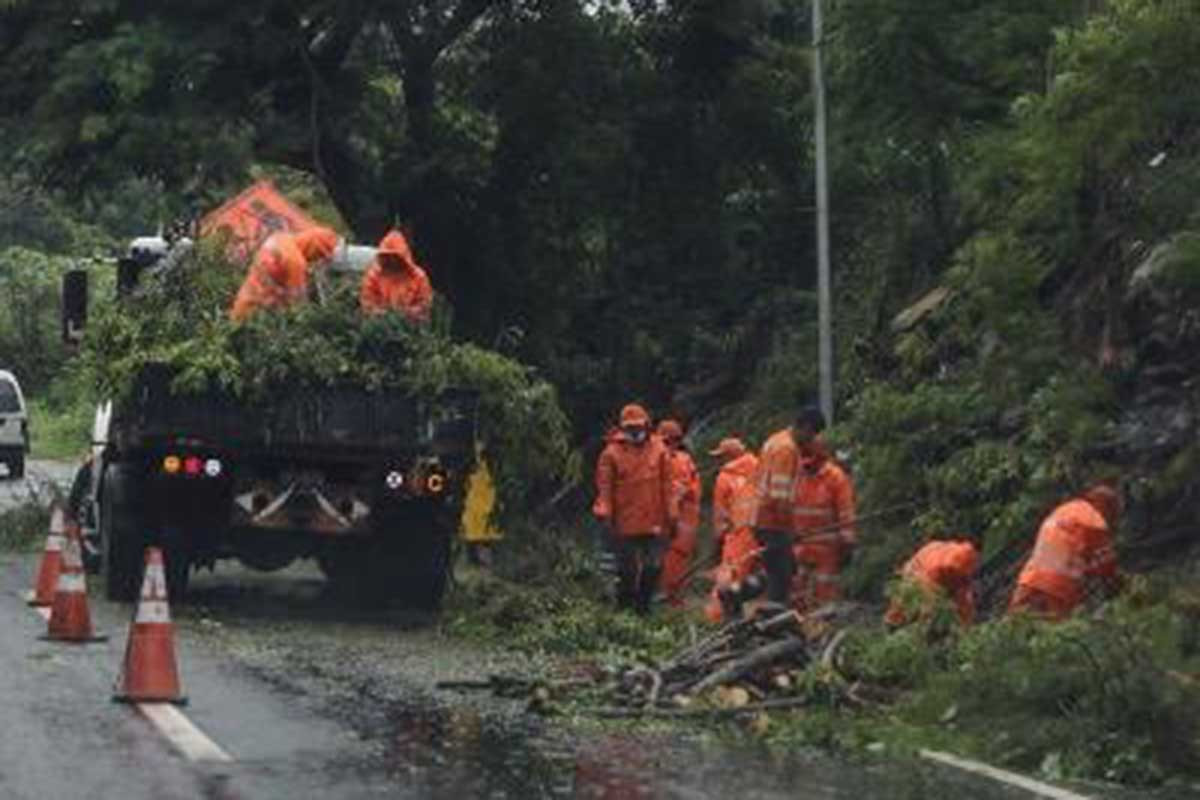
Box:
[0,459,77,512]
[0,552,1170,799]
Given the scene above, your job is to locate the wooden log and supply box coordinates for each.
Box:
[690,637,810,694]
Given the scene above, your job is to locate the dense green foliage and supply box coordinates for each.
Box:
[76,242,573,521]
[4,0,1200,787]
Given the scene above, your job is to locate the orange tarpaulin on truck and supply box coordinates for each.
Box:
[199,181,320,263]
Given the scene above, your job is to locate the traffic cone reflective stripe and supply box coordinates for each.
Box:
[114,547,185,704]
[27,507,67,606]
[44,522,106,643]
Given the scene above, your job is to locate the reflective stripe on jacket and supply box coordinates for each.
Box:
[1016,498,1117,609]
[231,233,310,321]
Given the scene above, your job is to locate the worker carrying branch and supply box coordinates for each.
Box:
[1008,481,1123,621]
[592,404,678,615]
[230,226,341,322]
[884,533,981,628]
[359,229,433,322]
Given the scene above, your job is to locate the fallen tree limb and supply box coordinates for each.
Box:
[584,696,813,719]
[690,637,809,694]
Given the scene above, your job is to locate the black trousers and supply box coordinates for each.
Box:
[754,529,794,605]
[613,534,666,614]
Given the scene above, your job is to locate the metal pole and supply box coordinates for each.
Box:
[812,0,834,424]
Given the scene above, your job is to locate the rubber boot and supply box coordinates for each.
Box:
[635,567,662,615]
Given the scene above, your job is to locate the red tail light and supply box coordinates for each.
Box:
[183,456,203,476]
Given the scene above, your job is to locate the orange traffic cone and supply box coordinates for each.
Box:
[26,505,67,607]
[113,547,186,704]
[43,520,107,643]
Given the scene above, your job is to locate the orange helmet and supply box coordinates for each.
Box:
[619,404,651,428]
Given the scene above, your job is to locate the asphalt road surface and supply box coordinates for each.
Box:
[0,459,78,513]
[1,547,1175,798]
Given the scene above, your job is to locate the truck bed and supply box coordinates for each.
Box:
[111,366,475,461]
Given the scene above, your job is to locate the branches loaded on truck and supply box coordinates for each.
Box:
[61,185,571,610]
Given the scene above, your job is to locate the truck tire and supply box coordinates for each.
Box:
[374,508,452,612]
[9,455,24,479]
[160,528,191,603]
[101,466,143,603]
[320,507,451,611]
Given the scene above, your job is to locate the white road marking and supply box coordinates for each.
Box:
[22,592,234,764]
[919,749,1093,800]
[138,703,234,763]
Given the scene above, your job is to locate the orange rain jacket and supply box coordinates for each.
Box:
[885,539,980,626]
[753,429,855,544]
[1012,497,1118,616]
[712,452,759,545]
[359,230,433,322]
[230,227,339,322]
[704,452,761,623]
[592,432,678,539]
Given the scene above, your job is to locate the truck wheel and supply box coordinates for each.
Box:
[101,466,143,603]
[372,511,452,612]
[160,529,191,603]
[10,455,24,479]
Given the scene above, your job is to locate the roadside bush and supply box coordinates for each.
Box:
[838,596,1200,787]
[0,502,50,552]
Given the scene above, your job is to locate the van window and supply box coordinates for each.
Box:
[0,380,21,413]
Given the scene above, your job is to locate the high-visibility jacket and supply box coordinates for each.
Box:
[359,231,433,321]
[1015,498,1117,611]
[668,449,701,533]
[230,232,312,322]
[712,453,759,542]
[592,434,678,538]
[753,429,855,543]
[230,227,338,322]
[889,540,979,625]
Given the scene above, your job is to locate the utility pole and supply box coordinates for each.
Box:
[812,0,834,424]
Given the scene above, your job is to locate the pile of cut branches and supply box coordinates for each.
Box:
[441,603,894,718]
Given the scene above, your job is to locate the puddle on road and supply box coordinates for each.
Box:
[361,697,1040,799]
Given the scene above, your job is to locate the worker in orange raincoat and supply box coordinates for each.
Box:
[884,534,981,628]
[230,226,340,322]
[704,438,760,623]
[359,229,433,322]
[592,404,678,614]
[1008,482,1123,621]
[657,419,702,607]
[727,406,855,615]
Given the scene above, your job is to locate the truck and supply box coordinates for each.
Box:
[62,235,477,609]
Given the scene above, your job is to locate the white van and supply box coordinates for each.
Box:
[0,370,29,479]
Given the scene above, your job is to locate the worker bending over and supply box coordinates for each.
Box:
[884,533,980,628]
[230,226,340,322]
[1009,481,1123,621]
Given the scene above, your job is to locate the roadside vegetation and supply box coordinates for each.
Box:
[0,502,51,552]
[3,0,1200,792]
